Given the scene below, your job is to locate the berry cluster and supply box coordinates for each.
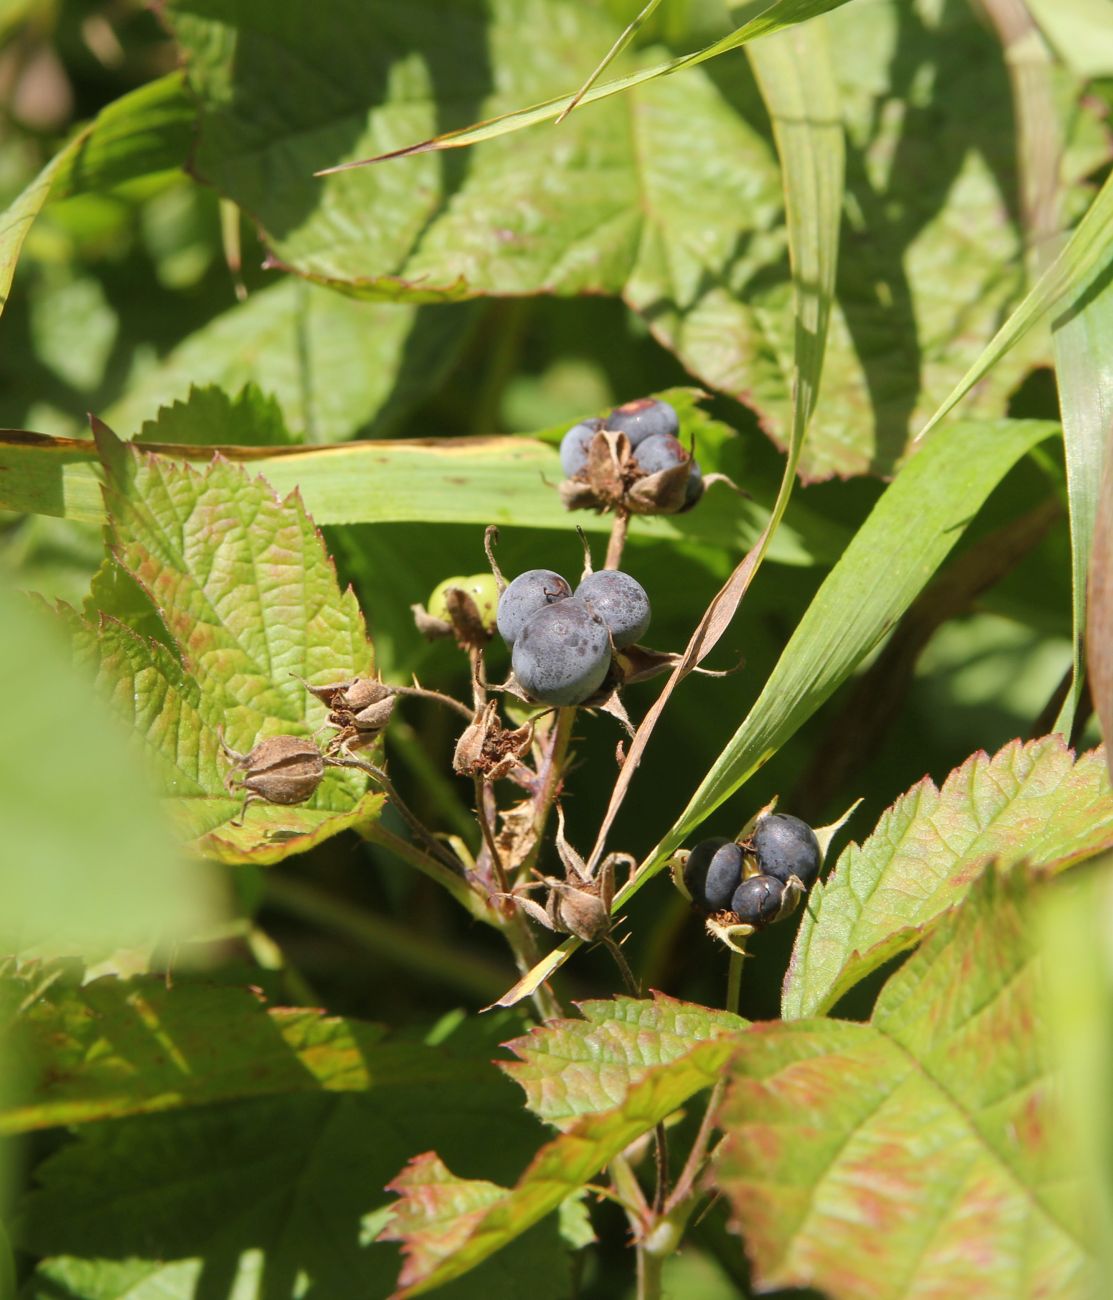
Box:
[559,397,703,515]
[684,813,821,932]
[498,566,651,707]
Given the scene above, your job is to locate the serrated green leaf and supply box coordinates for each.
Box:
[383,1000,742,1295]
[102,278,482,445]
[15,1038,567,1300]
[0,74,193,319]
[501,993,744,1129]
[716,868,1092,1299]
[0,971,399,1134]
[135,383,295,447]
[784,736,1113,1019]
[73,437,384,861]
[165,0,1099,478]
[0,587,214,959]
[0,426,830,565]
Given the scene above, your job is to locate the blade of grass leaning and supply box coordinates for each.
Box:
[1051,289,1113,735]
[979,0,1108,743]
[315,0,856,173]
[498,19,844,1008]
[555,0,664,125]
[916,168,1113,443]
[494,418,1058,1007]
[0,73,193,319]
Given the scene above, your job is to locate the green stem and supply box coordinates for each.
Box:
[636,1238,665,1300]
[726,947,745,1016]
[385,718,478,843]
[264,875,509,1003]
[357,819,485,920]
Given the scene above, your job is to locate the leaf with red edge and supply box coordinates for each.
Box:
[382,1001,743,1295]
[501,993,744,1130]
[717,867,1093,1299]
[72,421,384,862]
[784,735,1113,1019]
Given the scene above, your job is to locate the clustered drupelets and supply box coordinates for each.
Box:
[497,565,651,707]
[683,813,822,931]
[560,397,703,512]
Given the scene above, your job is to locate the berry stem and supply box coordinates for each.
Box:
[604,507,630,570]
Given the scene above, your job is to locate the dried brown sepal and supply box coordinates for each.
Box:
[411,602,454,640]
[219,732,326,823]
[443,585,495,649]
[308,675,395,754]
[559,427,704,517]
[504,809,633,945]
[452,700,534,783]
[495,797,539,873]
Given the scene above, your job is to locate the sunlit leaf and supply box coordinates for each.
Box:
[0,419,833,566]
[103,277,483,445]
[0,970,399,1134]
[501,993,744,1129]
[783,736,1113,1019]
[383,1000,742,1294]
[67,427,383,863]
[717,868,1092,1298]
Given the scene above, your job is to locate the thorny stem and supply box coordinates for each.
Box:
[604,508,630,571]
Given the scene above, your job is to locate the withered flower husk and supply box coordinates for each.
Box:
[453,700,533,782]
[411,587,493,649]
[220,734,326,808]
[559,427,697,516]
[308,675,395,753]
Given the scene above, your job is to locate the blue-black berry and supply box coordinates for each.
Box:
[730,874,799,927]
[574,569,650,648]
[605,398,679,447]
[560,417,604,478]
[752,813,821,890]
[685,838,745,913]
[511,596,611,706]
[497,569,572,647]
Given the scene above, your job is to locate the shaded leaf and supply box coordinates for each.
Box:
[501,993,744,1129]
[383,1002,742,1295]
[0,73,193,319]
[16,1036,568,1300]
[135,383,295,447]
[0,588,214,958]
[717,868,1092,1299]
[103,278,483,444]
[783,736,1113,1019]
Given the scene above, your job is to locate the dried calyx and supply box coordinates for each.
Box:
[306,675,395,753]
[219,732,327,823]
[453,699,533,783]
